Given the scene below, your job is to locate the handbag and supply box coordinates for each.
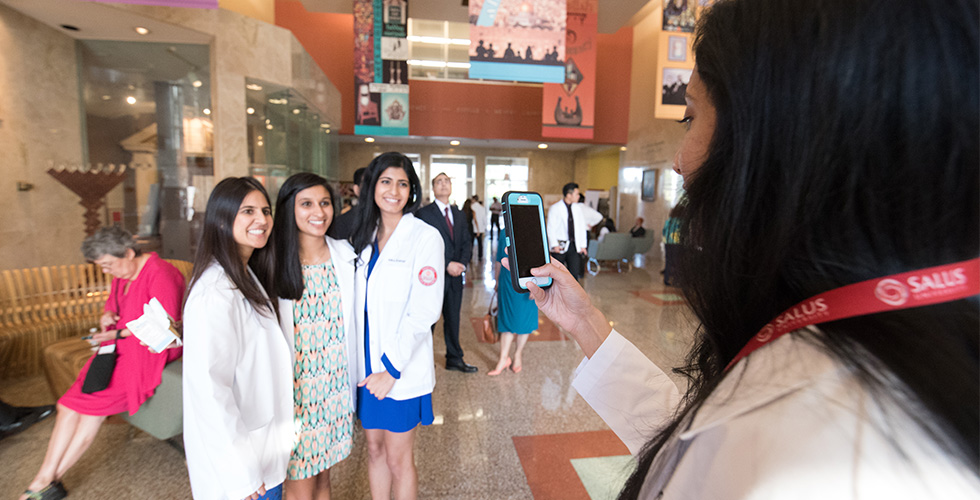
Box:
[81,342,117,394]
[478,291,499,344]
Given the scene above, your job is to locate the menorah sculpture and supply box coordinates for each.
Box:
[47,162,133,237]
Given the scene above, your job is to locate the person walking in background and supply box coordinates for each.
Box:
[350,153,445,500]
[416,173,478,374]
[272,173,358,500]
[546,183,589,280]
[328,167,366,241]
[661,204,684,286]
[489,197,502,240]
[488,222,538,376]
[183,177,292,500]
[471,195,487,261]
[19,227,185,500]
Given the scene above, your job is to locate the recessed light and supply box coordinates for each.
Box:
[537,143,548,149]
[192,80,202,88]
[101,95,111,101]
[246,83,263,91]
[60,24,80,32]
[266,124,273,130]
[320,123,330,129]
[247,107,255,115]
[292,109,301,115]
[126,96,136,105]
[364,137,376,143]
[450,140,460,146]
[134,27,150,35]
[620,146,627,151]
[203,108,211,115]
[257,140,264,146]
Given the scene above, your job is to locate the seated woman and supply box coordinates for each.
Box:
[20,226,185,500]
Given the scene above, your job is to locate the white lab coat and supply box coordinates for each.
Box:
[573,330,980,499]
[547,200,600,253]
[182,262,293,500]
[472,201,487,233]
[280,237,359,413]
[354,213,445,400]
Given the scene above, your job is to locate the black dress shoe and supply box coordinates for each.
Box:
[1,404,55,440]
[445,359,478,373]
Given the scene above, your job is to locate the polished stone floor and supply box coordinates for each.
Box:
[1,240,698,499]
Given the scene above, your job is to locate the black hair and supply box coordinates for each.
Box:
[561,182,578,197]
[271,172,336,301]
[188,177,278,319]
[619,0,979,497]
[353,167,366,186]
[350,152,423,256]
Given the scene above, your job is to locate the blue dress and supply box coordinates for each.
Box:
[495,236,539,334]
[357,240,435,433]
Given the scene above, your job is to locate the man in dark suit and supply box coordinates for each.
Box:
[416,172,478,373]
[327,167,366,240]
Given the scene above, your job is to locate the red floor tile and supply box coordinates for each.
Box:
[513,430,630,500]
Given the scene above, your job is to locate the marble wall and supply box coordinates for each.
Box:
[0,5,86,269]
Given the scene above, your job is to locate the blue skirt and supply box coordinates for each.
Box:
[357,387,433,433]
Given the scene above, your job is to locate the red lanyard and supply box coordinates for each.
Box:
[725,258,980,372]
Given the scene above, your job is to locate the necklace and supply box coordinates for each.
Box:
[299,244,330,266]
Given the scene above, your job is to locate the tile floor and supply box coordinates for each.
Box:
[0,241,698,499]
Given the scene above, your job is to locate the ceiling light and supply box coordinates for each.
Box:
[247,107,255,114]
[126,96,136,105]
[537,143,548,149]
[292,109,301,115]
[257,140,264,146]
[620,146,627,151]
[325,130,331,134]
[192,80,202,88]
[266,124,273,130]
[364,137,376,143]
[257,135,263,141]
[134,26,150,35]
[320,123,330,129]
[203,108,211,115]
[101,95,111,101]
[246,83,263,91]
[450,140,460,146]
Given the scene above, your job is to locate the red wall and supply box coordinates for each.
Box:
[275,0,630,143]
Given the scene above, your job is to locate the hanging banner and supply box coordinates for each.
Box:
[469,0,566,83]
[354,0,409,136]
[541,0,596,139]
[78,0,218,6]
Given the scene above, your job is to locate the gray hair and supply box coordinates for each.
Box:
[81,226,140,261]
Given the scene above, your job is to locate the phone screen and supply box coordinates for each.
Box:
[510,204,547,278]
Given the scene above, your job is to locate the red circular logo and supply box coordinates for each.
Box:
[419,266,438,286]
[875,278,909,306]
[755,324,775,343]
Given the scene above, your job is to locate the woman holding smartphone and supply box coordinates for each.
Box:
[349,152,444,500]
[271,173,357,500]
[182,177,292,500]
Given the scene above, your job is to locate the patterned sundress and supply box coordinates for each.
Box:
[287,260,353,480]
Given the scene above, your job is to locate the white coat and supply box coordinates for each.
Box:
[547,200,601,253]
[280,236,359,412]
[354,213,445,400]
[572,330,980,499]
[182,262,293,500]
[471,201,487,234]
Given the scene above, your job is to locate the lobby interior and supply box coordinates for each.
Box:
[0,0,700,498]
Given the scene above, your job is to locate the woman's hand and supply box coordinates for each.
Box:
[358,371,396,400]
[90,328,128,344]
[100,310,119,331]
[244,483,266,500]
[502,257,612,358]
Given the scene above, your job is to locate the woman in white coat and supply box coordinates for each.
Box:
[182,177,293,500]
[349,152,444,500]
[515,0,980,498]
[271,173,358,500]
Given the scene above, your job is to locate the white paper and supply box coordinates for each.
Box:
[126,297,182,353]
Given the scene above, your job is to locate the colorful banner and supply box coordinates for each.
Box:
[78,0,218,7]
[541,0,596,139]
[469,0,567,84]
[354,0,409,136]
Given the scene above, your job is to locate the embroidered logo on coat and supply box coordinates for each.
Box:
[419,266,438,286]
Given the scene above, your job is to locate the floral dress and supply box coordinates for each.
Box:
[288,260,353,480]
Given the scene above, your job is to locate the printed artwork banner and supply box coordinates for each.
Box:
[355,0,409,136]
[541,0,596,139]
[469,0,567,83]
[77,0,218,7]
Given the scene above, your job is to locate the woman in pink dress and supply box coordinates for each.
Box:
[19,226,185,500]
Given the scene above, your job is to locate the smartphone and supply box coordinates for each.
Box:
[502,191,553,293]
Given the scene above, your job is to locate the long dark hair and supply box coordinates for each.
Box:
[189,177,278,318]
[272,172,337,300]
[620,0,979,497]
[350,152,422,256]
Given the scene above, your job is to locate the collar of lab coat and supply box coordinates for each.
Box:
[679,327,842,441]
[358,212,419,263]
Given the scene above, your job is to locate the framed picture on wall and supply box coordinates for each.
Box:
[641,169,658,201]
[662,67,692,106]
[668,36,687,62]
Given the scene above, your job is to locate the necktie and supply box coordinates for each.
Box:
[566,203,576,251]
[444,207,454,240]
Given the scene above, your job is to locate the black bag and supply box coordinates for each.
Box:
[81,345,117,394]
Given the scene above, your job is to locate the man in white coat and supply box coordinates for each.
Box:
[471,195,487,260]
[547,182,596,280]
